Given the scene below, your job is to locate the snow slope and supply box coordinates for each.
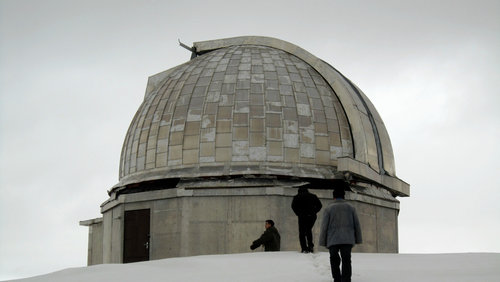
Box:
[5,252,500,282]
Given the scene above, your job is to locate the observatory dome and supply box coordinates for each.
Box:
[114,36,407,196]
[81,37,409,265]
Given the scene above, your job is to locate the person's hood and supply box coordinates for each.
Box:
[298,187,308,194]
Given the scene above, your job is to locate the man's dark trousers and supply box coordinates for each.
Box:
[298,214,316,251]
[329,244,352,282]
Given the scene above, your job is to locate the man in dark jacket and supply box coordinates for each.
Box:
[250,220,281,252]
[291,187,322,253]
[319,187,362,282]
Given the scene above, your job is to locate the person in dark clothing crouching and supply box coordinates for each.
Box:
[292,187,322,253]
[250,220,281,252]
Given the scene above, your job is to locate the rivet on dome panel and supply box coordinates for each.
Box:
[119,45,353,182]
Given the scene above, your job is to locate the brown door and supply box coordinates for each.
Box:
[123,209,150,263]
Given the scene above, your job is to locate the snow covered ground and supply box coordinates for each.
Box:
[5,252,500,282]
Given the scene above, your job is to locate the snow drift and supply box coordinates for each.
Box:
[6,252,500,282]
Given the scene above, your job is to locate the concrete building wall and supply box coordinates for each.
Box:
[88,222,103,265]
[92,184,399,265]
[80,218,104,265]
[101,210,112,263]
[351,201,398,253]
[101,205,124,263]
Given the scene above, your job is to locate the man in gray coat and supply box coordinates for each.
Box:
[319,186,362,282]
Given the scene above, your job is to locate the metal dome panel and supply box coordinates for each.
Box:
[113,36,407,196]
[118,44,353,187]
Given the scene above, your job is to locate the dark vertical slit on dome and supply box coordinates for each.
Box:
[343,77,386,175]
[317,60,356,160]
[320,60,386,175]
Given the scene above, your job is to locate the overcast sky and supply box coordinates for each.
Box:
[1,0,499,280]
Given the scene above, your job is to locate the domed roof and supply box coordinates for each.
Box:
[114,36,408,196]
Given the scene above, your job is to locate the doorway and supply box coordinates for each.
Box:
[123,209,150,263]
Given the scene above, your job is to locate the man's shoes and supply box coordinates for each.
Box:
[301,247,314,253]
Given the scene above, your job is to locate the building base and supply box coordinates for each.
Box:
[81,178,399,265]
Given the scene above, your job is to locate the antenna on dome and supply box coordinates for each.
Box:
[178,39,197,59]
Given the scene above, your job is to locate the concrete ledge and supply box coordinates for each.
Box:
[102,183,399,213]
[338,157,409,196]
[110,163,338,193]
[381,174,410,196]
[80,217,103,226]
